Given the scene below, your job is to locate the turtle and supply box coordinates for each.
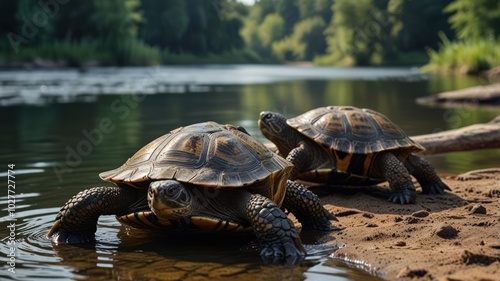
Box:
[47,121,336,259]
[258,106,451,204]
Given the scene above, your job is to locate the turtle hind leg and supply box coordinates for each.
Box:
[375,152,417,204]
[245,193,305,261]
[283,180,339,231]
[405,154,451,195]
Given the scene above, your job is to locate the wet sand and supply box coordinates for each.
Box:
[299,169,500,280]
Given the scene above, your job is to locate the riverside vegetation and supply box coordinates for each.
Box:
[0,0,499,74]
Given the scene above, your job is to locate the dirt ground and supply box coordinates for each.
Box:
[302,168,500,281]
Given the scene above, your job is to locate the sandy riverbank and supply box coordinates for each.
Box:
[296,168,500,280]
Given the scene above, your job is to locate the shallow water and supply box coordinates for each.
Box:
[0,65,498,280]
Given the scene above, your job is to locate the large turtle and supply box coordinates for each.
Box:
[258,106,451,204]
[47,121,335,259]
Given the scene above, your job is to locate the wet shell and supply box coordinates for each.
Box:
[99,121,292,202]
[287,106,424,156]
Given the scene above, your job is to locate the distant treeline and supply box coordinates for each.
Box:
[0,0,499,72]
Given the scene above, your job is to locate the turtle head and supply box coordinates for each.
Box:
[258,111,297,155]
[148,180,192,219]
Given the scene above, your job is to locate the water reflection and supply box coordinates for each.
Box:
[0,65,498,280]
[51,244,307,281]
[0,203,374,281]
[0,161,379,281]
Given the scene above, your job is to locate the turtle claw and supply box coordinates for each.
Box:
[324,209,339,222]
[260,239,306,265]
[301,209,339,231]
[388,189,416,204]
[421,181,451,195]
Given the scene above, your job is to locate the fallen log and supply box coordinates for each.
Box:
[416,83,500,105]
[412,115,500,155]
[263,115,500,156]
[480,66,500,79]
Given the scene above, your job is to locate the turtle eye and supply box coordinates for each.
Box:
[265,113,273,120]
[167,186,178,196]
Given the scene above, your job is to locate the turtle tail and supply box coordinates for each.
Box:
[47,186,143,244]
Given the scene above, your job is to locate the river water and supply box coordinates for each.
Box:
[0,65,498,280]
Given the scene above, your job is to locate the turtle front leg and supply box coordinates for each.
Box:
[286,144,308,180]
[283,180,339,231]
[374,152,417,204]
[245,193,306,260]
[405,154,451,195]
[47,186,143,244]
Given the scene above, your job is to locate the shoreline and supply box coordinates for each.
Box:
[298,169,500,280]
[1,57,498,76]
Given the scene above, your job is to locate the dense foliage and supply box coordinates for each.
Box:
[240,0,456,65]
[423,0,500,73]
[0,0,250,65]
[0,0,498,70]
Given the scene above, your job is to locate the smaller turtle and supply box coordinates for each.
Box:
[259,106,450,204]
[47,122,335,259]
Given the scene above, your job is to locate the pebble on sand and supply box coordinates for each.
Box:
[469,204,487,214]
[433,224,459,239]
[411,210,430,218]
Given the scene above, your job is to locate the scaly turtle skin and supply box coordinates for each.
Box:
[47,122,335,259]
[258,106,451,204]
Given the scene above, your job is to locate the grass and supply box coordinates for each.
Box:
[0,39,262,67]
[385,51,429,66]
[0,39,163,66]
[0,39,104,66]
[314,51,429,67]
[422,33,500,74]
[111,39,162,66]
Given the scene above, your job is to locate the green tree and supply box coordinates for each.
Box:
[139,0,244,54]
[241,19,262,52]
[241,0,309,59]
[15,0,55,44]
[445,0,500,40]
[0,1,17,37]
[55,0,141,43]
[92,0,141,41]
[323,0,371,65]
[258,13,285,49]
[139,0,188,52]
[297,0,333,22]
[322,0,397,65]
[273,16,326,60]
[180,0,244,54]
[275,0,300,35]
[389,0,454,52]
[249,0,276,23]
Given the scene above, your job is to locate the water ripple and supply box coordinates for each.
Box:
[0,65,426,106]
[0,169,44,177]
[0,201,383,281]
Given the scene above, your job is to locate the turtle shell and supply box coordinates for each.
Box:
[100,121,292,203]
[288,106,424,155]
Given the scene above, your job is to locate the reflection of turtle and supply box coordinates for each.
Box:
[47,122,335,258]
[259,106,450,204]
